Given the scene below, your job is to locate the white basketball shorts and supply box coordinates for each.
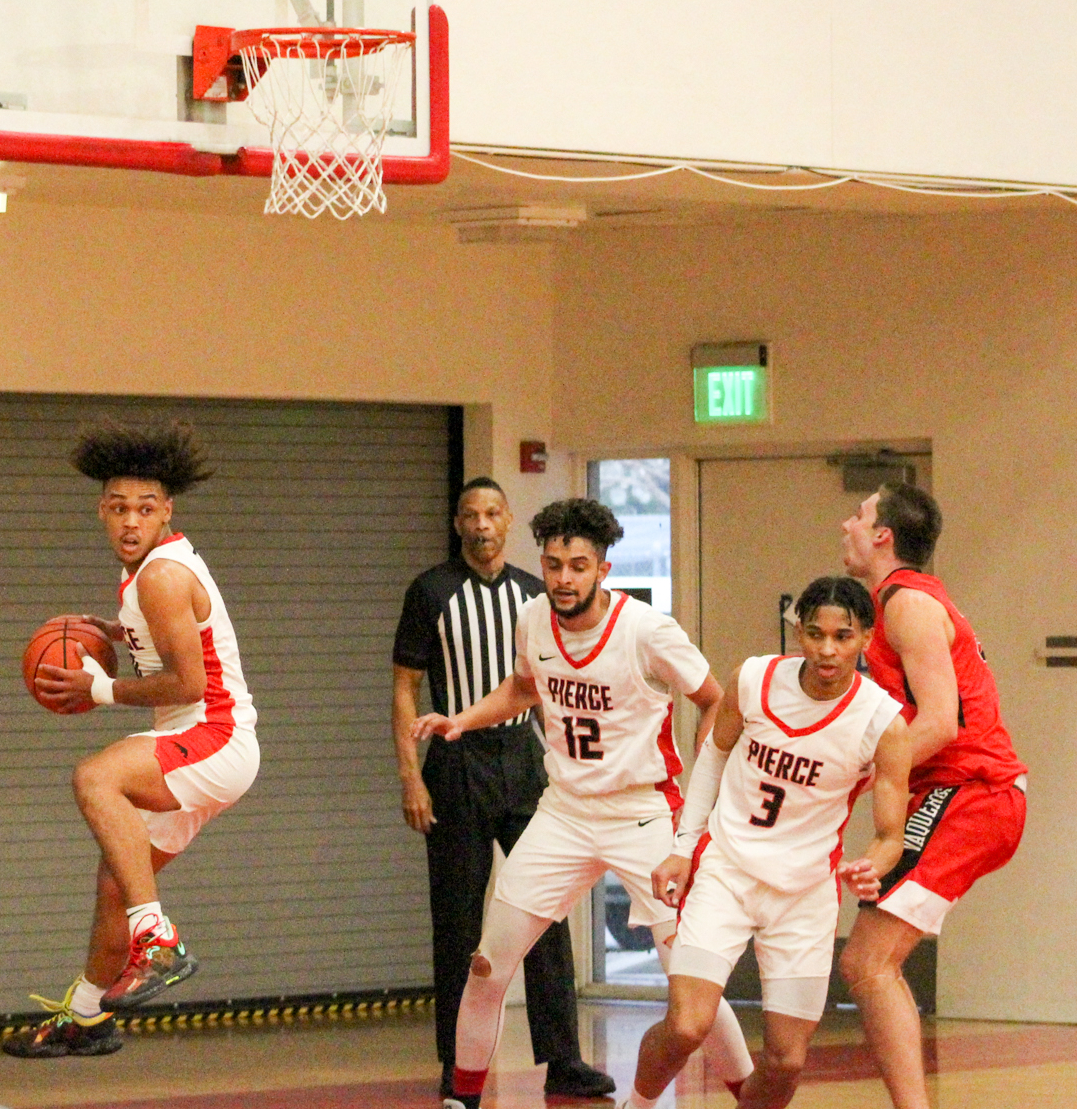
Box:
[670,837,837,1020]
[494,781,679,927]
[137,724,260,855]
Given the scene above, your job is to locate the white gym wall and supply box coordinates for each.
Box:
[444,0,1077,185]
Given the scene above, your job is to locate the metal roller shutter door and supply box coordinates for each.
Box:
[0,394,448,1012]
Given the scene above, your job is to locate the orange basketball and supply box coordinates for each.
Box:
[22,618,119,714]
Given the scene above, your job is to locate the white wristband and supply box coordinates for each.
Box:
[91,673,115,705]
[82,655,116,705]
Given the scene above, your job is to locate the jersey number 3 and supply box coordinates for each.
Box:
[562,717,603,760]
[749,782,786,828]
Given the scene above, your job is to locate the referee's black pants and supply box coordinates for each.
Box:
[423,728,580,1067]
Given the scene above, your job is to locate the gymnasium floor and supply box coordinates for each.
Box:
[0,999,1073,1109]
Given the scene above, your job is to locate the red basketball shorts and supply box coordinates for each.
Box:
[870,775,1026,935]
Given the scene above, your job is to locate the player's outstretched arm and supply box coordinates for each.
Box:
[838,714,912,900]
[411,671,540,743]
[392,664,436,834]
[884,588,959,765]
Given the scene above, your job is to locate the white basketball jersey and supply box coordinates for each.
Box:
[118,533,257,735]
[522,592,692,808]
[710,655,901,892]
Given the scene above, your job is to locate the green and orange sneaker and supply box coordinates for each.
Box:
[100,924,198,1010]
[2,983,122,1058]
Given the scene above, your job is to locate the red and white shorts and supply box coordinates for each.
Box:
[137,723,260,855]
[871,775,1026,935]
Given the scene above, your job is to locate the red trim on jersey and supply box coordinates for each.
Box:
[829,774,871,873]
[653,702,684,810]
[676,830,712,927]
[549,590,629,670]
[761,656,862,737]
[200,626,237,726]
[117,532,188,602]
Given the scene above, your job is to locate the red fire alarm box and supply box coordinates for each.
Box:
[520,441,547,473]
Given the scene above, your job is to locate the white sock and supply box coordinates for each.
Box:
[126,901,172,940]
[626,1086,660,1109]
[70,975,108,1020]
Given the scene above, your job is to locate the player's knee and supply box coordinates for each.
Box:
[664,1006,713,1053]
[839,940,897,993]
[840,948,899,998]
[469,952,492,979]
[760,1047,804,1088]
[837,941,863,986]
[71,755,107,806]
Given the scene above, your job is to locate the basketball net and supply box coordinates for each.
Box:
[239,29,414,219]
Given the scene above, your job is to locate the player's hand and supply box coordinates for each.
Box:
[52,613,125,642]
[34,658,94,711]
[400,775,437,835]
[651,854,692,908]
[410,713,463,743]
[837,857,882,900]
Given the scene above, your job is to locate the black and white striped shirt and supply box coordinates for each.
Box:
[393,557,542,726]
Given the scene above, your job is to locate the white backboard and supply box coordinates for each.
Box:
[0,1,445,181]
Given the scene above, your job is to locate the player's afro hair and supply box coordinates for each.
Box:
[71,419,214,496]
[529,498,624,557]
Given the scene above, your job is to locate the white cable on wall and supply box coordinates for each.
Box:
[450,149,1077,206]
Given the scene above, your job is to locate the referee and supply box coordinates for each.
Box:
[392,477,614,1101]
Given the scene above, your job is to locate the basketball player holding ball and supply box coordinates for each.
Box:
[5,421,259,1059]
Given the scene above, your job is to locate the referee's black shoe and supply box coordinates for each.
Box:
[544,1058,617,1097]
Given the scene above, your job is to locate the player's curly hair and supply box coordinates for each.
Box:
[795,576,875,630]
[71,419,214,496]
[529,498,624,558]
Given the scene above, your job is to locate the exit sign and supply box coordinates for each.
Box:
[692,342,770,425]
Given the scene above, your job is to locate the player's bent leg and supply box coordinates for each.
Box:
[73,733,180,906]
[737,1009,817,1109]
[650,919,753,1093]
[73,734,198,1011]
[840,907,930,1109]
[449,899,552,1108]
[630,973,725,1104]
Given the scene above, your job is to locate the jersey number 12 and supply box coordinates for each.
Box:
[562,717,603,760]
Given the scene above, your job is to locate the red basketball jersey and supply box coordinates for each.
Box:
[865,568,1026,792]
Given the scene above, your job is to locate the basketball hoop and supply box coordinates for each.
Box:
[235,27,415,219]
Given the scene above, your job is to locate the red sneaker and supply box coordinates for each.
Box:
[100,924,198,1010]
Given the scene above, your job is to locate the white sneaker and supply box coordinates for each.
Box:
[442,1100,467,1109]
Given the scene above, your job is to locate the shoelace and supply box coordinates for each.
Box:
[122,925,176,975]
[26,992,74,1028]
